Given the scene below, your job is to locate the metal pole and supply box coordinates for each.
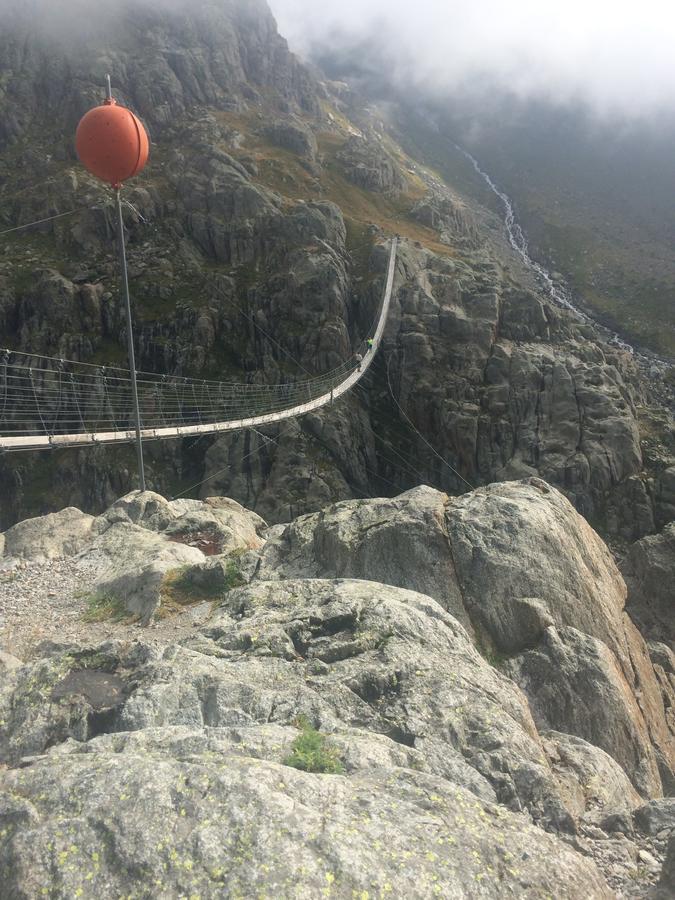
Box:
[115,187,146,491]
[105,74,112,101]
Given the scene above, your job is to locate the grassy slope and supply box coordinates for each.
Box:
[213,108,455,256]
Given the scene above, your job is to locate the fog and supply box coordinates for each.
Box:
[0,0,190,31]
[3,0,675,118]
[271,0,675,117]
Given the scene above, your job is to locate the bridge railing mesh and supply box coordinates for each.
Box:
[0,237,397,448]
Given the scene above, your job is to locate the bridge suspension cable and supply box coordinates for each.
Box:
[0,238,397,452]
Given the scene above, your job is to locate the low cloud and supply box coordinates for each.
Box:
[4,0,674,118]
[271,0,675,117]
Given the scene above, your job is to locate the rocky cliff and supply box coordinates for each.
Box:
[0,0,672,555]
[0,480,673,896]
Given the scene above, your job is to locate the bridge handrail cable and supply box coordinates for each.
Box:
[0,238,398,451]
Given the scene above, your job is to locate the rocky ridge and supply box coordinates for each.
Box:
[0,479,673,896]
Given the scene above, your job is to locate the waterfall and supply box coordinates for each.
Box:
[454,143,636,355]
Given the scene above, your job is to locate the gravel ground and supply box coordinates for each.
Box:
[0,557,212,661]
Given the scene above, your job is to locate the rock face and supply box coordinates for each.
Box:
[622,522,675,644]
[1,480,673,893]
[1,740,609,898]
[543,730,642,830]
[381,242,654,531]
[256,484,470,630]
[659,837,675,897]
[336,133,407,193]
[411,192,481,248]
[264,116,318,163]
[257,480,675,797]
[634,798,675,837]
[0,583,609,896]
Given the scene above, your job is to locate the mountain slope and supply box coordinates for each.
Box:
[0,0,672,549]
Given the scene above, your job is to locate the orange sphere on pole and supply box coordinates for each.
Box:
[75,98,149,187]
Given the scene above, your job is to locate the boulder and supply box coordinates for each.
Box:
[256,485,471,631]
[255,480,675,796]
[79,522,205,622]
[445,481,674,795]
[634,798,675,837]
[264,117,318,161]
[94,491,266,557]
[445,480,628,660]
[2,507,94,560]
[657,834,675,897]
[93,490,177,533]
[163,496,267,555]
[543,730,642,831]
[504,626,663,798]
[336,134,407,193]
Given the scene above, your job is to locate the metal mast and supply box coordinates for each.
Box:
[107,74,146,491]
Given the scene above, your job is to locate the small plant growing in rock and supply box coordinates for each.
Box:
[161,558,245,616]
[223,559,245,591]
[161,565,217,609]
[283,717,345,775]
[82,594,130,623]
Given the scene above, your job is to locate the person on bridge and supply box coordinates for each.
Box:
[366,338,374,351]
[355,352,363,371]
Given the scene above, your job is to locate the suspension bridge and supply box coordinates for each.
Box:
[0,238,397,452]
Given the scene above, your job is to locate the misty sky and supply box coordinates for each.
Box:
[271,0,675,116]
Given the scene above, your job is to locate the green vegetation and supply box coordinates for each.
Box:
[232,261,260,301]
[82,593,131,623]
[222,559,246,591]
[161,559,245,616]
[316,135,450,255]
[345,218,377,283]
[475,637,509,669]
[62,648,118,671]
[213,106,455,255]
[516,205,675,356]
[480,647,508,669]
[160,564,219,612]
[88,339,128,367]
[283,717,345,775]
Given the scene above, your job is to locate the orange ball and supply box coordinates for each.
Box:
[75,99,149,186]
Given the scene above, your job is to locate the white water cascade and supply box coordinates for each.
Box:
[454,144,637,355]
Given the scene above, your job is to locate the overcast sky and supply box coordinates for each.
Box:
[271,0,675,116]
